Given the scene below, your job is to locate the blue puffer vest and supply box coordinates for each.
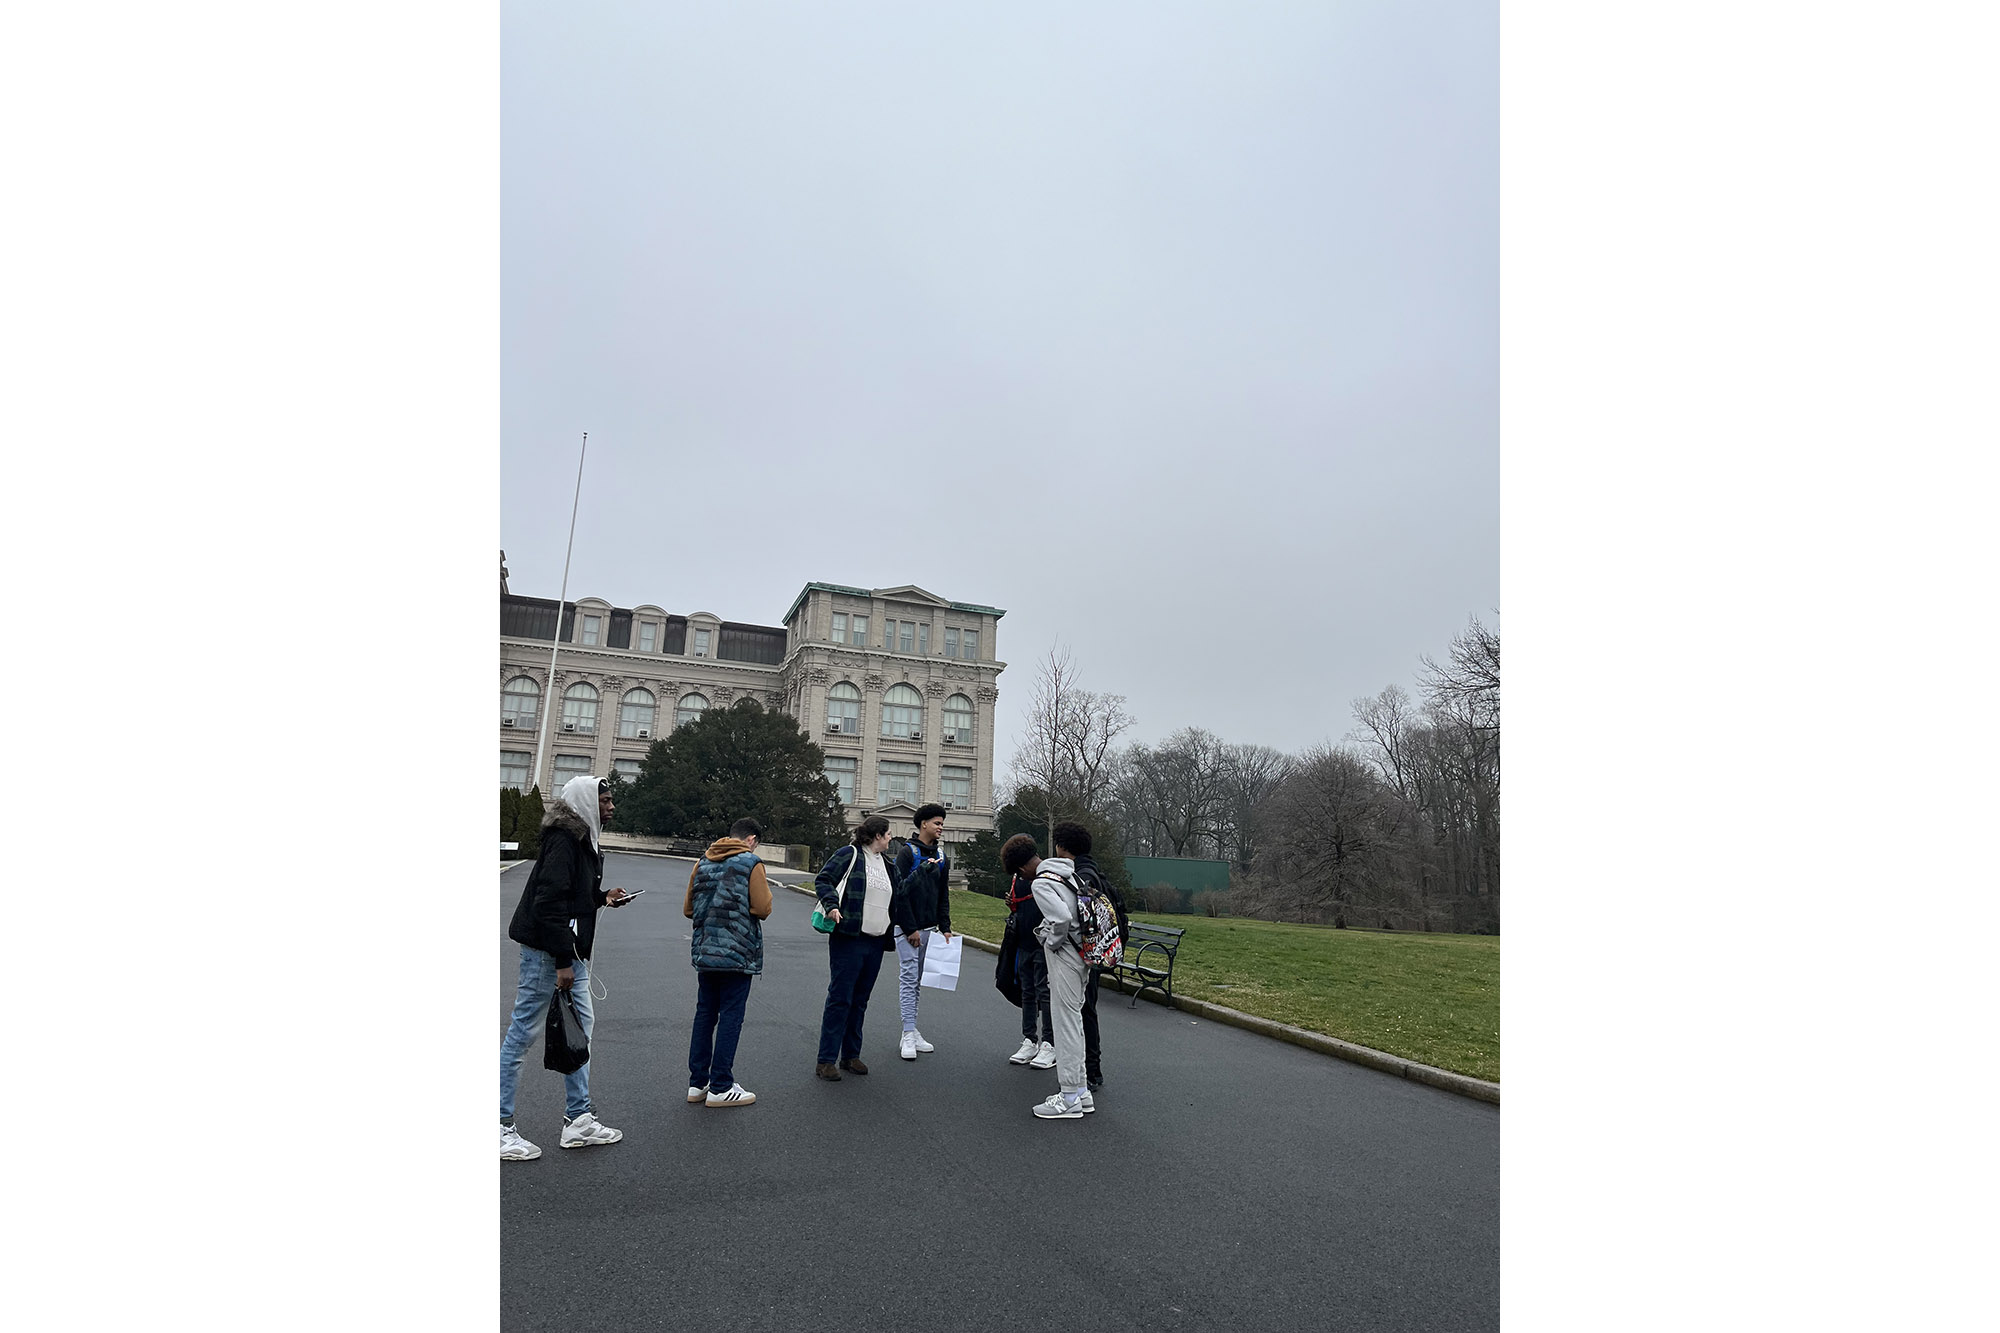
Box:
[689,851,764,974]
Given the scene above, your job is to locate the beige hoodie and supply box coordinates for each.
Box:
[683,837,774,920]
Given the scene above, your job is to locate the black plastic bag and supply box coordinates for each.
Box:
[995,914,1022,1008]
[544,984,590,1073]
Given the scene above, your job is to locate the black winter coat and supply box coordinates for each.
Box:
[895,838,953,932]
[507,802,607,963]
[813,844,913,949]
[1006,873,1045,942]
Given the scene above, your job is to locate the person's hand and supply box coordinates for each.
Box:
[908,929,923,948]
[939,930,954,942]
[827,908,842,925]
[556,966,575,990]
[607,888,630,907]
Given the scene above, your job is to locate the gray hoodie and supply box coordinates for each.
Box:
[1030,856,1081,950]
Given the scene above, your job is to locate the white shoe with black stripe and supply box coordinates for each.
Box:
[705,1083,757,1108]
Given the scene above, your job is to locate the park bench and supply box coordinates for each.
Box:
[1110,922,1186,1008]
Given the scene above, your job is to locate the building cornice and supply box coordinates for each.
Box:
[500,638,784,674]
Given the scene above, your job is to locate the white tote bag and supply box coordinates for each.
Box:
[919,931,963,991]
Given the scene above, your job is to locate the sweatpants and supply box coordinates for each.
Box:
[894,927,928,1033]
[1042,942,1089,1096]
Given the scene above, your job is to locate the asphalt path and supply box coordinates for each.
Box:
[500,853,1497,1332]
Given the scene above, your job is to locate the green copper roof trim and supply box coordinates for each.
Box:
[783,582,1007,627]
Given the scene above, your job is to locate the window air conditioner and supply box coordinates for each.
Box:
[562,722,576,732]
[909,730,921,741]
[637,728,650,739]
[827,721,843,733]
[501,716,515,727]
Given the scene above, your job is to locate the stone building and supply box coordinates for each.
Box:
[498,558,1006,851]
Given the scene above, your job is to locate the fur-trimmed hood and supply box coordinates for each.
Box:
[541,796,594,843]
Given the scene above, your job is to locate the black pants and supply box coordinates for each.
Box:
[1015,939,1052,1041]
[1083,965,1104,1081]
[818,930,888,1064]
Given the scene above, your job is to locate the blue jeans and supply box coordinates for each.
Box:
[818,930,887,1063]
[688,971,754,1093]
[499,946,593,1122]
[894,927,928,1033]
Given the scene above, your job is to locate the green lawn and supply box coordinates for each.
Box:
[943,889,1499,1083]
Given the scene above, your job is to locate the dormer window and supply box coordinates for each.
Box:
[693,628,711,657]
[637,621,657,653]
[579,614,601,646]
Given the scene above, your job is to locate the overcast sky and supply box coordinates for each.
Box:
[501,1,1496,772]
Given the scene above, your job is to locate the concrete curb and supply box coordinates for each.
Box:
[775,884,1498,1106]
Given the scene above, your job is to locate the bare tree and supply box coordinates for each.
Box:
[1219,742,1290,870]
[1123,726,1234,857]
[1006,644,1134,848]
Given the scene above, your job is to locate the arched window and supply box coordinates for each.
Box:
[881,683,924,739]
[561,681,599,734]
[618,687,657,739]
[675,692,708,728]
[826,681,861,736]
[501,676,540,728]
[942,693,974,744]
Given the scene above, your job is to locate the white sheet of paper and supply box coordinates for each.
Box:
[920,932,963,991]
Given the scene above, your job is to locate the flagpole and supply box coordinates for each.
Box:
[532,431,588,796]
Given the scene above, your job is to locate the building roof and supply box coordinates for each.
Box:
[781,582,1008,627]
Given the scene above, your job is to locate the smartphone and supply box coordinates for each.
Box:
[617,887,646,902]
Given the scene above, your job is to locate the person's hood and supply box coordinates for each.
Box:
[1035,856,1075,881]
[552,774,602,852]
[705,837,756,861]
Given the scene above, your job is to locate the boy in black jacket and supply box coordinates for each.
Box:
[1006,869,1056,1068]
[891,804,954,1059]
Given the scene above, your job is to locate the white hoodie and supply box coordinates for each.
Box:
[1029,856,1081,950]
[556,774,602,852]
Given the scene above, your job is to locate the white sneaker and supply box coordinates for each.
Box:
[911,1030,935,1053]
[559,1111,624,1148]
[1029,1041,1056,1069]
[1009,1037,1038,1064]
[900,1032,918,1060]
[1032,1092,1083,1120]
[705,1083,756,1108]
[686,1085,707,1104]
[500,1124,541,1160]
[1080,1089,1095,1114]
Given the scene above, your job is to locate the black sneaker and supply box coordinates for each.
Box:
[1087,1073,1103,1088]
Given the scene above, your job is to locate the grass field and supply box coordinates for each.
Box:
[941,889,1499,1083]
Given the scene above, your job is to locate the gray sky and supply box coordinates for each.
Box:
[501,1,1496,771]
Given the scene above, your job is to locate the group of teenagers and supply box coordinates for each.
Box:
[499,775,1129,1161]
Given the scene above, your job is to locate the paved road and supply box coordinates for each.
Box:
[500,853,1498,1332]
